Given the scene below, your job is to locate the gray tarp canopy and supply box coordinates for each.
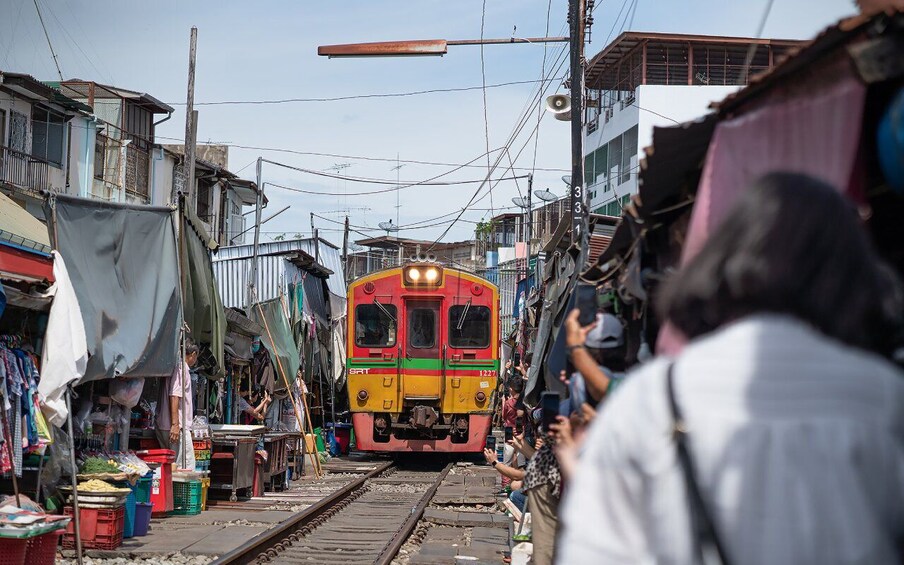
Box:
[251,297,300,387]
[182,216,226,377]
[46,194,182,383]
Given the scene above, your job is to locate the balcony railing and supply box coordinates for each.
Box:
[0,145,50,196]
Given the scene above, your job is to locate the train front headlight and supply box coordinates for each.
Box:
[403,265,443,286]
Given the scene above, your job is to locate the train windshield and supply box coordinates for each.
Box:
[355,303,397,347]
[409,309,437,349]
[449,305,491,348]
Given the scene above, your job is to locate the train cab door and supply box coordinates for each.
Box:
[403,299,442,400]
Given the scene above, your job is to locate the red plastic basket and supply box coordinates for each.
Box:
[62,506,125,551]
[25,529,62,565]
[0,537,27,565]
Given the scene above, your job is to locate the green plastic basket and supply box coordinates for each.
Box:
[171,480,203,516]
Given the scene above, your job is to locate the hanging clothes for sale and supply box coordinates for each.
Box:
[252,345,275,393]
[0,335,48,477]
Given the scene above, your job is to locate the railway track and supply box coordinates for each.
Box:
[211,461,453,565]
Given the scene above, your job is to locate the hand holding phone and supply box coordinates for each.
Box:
[540,391,561,432]
[486,435,496,451]
[504,426,514,442]
[575,283,599,326]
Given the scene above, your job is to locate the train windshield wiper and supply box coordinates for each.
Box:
[373,299,396,323]
[457,298,472,331]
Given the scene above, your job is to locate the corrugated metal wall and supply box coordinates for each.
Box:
[215,238,346,300]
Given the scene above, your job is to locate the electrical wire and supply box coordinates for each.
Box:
[165,78,560,106]
[224,144,570,172]
[479,0,494,219]
[262,149,530,196]
[32,0,63,81]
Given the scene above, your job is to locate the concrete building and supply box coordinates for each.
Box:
[583,32,804,215]
[348,236,482,280]
[0,71,94,218]
[58,80,174,205]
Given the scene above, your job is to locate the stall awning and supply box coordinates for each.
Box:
[251,298,300,387]
[183,216,226,377]
[46,195,182,383]
[0,191,53,283]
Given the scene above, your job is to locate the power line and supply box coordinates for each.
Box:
[227,144,570,172]
[165,77,561,106]
[427,42,572,250]
[479,0,494,219]
[32,0,63,81]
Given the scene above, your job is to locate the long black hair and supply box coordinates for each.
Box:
[658,172,903,356]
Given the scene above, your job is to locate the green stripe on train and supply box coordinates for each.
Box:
[347,358,500,370]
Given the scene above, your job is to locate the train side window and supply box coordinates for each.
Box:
[449,305,491,348]
[408,309,436,349]
[355,304,397,347]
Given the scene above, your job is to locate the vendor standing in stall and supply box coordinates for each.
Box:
[155,340,199,470]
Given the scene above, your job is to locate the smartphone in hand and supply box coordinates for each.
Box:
[504,426,514,442]
[576,283,599,326]
[540,391,561,431]
[486,435,496,451]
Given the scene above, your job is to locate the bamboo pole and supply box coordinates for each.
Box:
[253,292,322,478]
[278,292,324,478]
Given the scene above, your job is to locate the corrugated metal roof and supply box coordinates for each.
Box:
[215,238,346,299]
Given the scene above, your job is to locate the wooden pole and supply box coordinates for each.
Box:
[65,389,83,565]
[279,293,324,478]
[184,27,198,211]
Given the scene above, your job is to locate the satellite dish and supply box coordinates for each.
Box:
[534,189,558,202]
[562,175,572,187]
[545,94,571,114]
[378,220,399,232]
[511,197,529,208]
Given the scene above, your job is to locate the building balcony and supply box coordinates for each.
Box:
[0,145,51,197]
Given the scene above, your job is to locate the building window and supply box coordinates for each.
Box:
[621,125,638,184]
[94,134,107,180]
[31,106,65,166]
[355,304,397,347]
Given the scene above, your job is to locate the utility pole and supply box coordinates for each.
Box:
[526,173,533,257]
[569,0,586,241]
[341,216,350,283]
[310,212,315,237]
[184,27,198,212]
[249,159,263,309]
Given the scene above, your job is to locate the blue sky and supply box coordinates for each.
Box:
[2,0,856,246]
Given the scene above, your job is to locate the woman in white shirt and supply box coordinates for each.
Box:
[557,173,904,564]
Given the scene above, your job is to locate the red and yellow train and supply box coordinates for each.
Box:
[346,261,499,453]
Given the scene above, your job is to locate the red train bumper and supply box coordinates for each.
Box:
[351,413,491,453]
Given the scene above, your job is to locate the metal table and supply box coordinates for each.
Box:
[261,432,301,492]
[210,436,258,502]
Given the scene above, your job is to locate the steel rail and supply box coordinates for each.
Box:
[210,460,394,565]
[374,462,454,565]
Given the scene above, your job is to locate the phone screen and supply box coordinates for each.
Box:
[486,436,496,451]
[504,426,513,441]
[576,283,598,326]
[541,391,560,430]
